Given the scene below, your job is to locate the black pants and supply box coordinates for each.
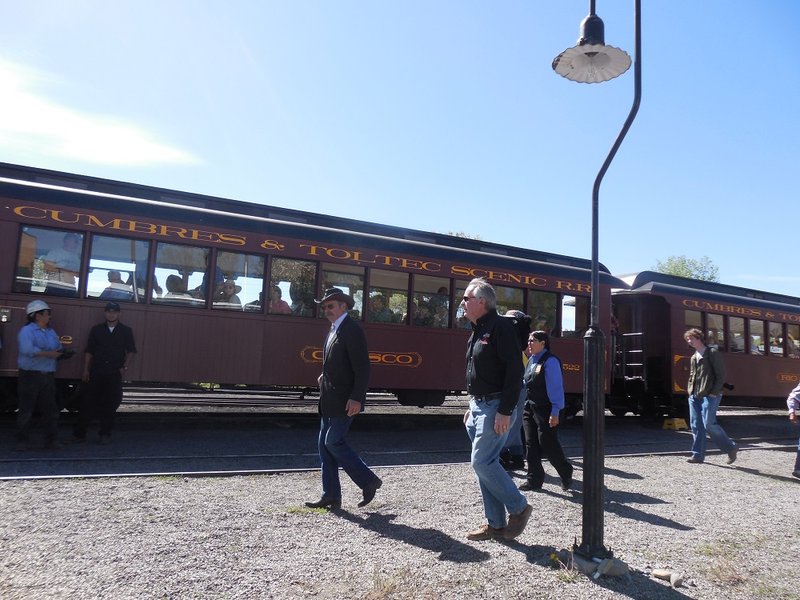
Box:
[74,370,123,438]
[16,370,59,442]
[522,402,573,487]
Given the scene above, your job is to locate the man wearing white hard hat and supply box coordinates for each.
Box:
[15,300,69,450]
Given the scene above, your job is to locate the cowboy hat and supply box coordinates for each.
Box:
[221,279,242,294]
[315,287,355,309]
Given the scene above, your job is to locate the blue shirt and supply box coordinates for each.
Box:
[17,322,62,372]
[528,349,565,416]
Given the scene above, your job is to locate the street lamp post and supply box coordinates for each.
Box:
[552,0,641,560]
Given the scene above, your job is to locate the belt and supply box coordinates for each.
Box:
[472,392,503,402]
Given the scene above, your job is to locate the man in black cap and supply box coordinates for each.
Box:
[305,288,382,510]
[72,302,136,444]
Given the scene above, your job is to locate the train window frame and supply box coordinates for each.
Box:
[768,321,784,357]
[151,242,209,308]
[561,294,589,339]
[368,269,409,325]
[706,313,725,351]
[749,320,766,356]
[788,324,800,358]
[411,274,450,328]
[13,225,85,298]
[269,257,318,317]
[85,234,150,304]
[528,291,557,336]
[212,250,265,312]
[320,263,365,320]
[728,316,745,353]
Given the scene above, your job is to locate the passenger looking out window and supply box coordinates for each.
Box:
[100,271,134,302]
[14,227,85,297]
[271,258,318,317]
[212,279,243,310]
[268,285,292,314]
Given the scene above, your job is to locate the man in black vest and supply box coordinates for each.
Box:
[305,288,382,510]
[72,302,136,444]
[519,330,573,491]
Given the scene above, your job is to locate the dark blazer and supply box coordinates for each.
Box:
[319,315,370,416]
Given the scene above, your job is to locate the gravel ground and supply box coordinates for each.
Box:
[1,447,798,600]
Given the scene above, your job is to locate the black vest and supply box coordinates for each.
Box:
[524,350,561,407]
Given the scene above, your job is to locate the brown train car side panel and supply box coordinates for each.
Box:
[139,309,264,384]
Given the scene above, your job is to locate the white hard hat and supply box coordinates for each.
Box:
[26,299,51,316]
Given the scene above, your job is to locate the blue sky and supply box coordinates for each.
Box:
[1,1,798,295]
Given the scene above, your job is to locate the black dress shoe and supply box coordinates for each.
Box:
[561,474,573,491]
[358,477,383,508]
[518,480,542,492]
[304,497,341,510]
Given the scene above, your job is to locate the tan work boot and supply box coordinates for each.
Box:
[504,504,533,539]
[465,524,505,541]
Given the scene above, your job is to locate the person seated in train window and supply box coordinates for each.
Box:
[244,292,263,312]
[750,336,763,355]
[729,334,745,353]
[268,285,292,315]
[413,301,434,327]
[42,232,81,296]
[788,334,800,358]
[432,303,449,327]
[99,270,134,301]
[368,294,395,323]
[289,282,315,317]
[162,274,197,304]
[212,279,243,309]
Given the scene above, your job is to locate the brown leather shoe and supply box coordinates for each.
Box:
[504,504,533,539]
[466,524,505,541]
[304,497,341,510]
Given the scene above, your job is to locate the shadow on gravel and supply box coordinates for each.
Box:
[336,511,492,563]
[504,539,694,599]
[543,483,693,532]
[591,574,695,599]
[719,462,800,484]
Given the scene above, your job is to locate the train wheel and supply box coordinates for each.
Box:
[396,390,446,407]
[610,408,628,418]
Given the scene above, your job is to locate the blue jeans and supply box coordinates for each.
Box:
[504,388,527,456]
[318,416,377,499]
[465,397,528,529]
[688,394,736,461]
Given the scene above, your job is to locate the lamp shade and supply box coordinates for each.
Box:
[552,43,631,84]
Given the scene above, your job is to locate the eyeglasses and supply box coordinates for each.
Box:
[38,310,52,316]
[462,296,476,303]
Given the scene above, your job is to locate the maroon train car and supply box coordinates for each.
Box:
[0,162,624,412]
[609,271,800,417]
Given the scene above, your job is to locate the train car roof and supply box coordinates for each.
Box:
[619,270,800,311]
[0,161,628,287]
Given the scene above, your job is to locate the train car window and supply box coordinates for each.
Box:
[14,226,84,298]
[412,275,450,328]
[213,251,265,311]
[453,282,470,329]
[561,294,589,338]
[707,314,725,351]
[768,321,784,356]
[495,285,524,317]
[86,235,149,303]
[528,291,557,336]
[750,320,765,355]
[321,262,364,320]
[270,258,317,317]
[151,242,208,307]
[728,317,745,353]
[684,310,702,333]
[787,324,800,358]
[368,269,408,325]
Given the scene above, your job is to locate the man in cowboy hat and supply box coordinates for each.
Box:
[305,288,382,510]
